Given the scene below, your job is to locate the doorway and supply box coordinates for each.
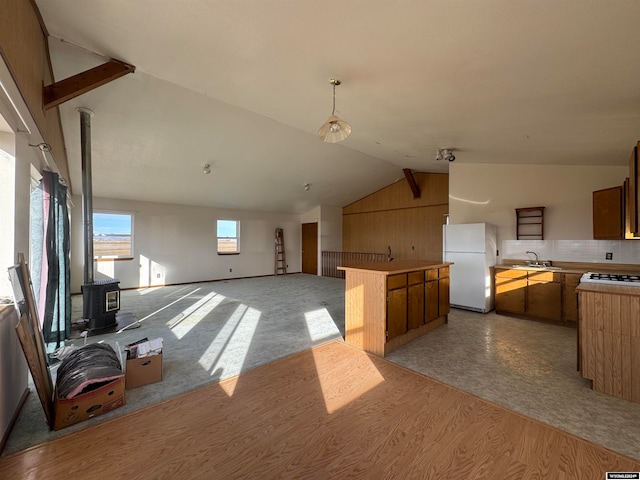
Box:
[301,222,318,275]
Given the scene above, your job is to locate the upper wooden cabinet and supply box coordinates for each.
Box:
[593,186,624,240]
[628,143,640,237]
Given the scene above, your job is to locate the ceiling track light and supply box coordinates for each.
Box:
[318,78,351,143]
[203,163,211,174]
[436,148,456,162]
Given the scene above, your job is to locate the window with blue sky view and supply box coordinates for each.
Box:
[217,219,240,253]
[93,212,133,257]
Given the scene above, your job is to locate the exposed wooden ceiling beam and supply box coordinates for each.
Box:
[403,168,421,199]
[43,59,135,110]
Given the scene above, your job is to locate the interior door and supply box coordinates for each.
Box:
[301,222,318,275]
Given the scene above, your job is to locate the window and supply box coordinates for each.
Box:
[217,219,240,254]
[93,212,133,258]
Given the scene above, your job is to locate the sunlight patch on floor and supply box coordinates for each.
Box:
[137,288,201,323]
[304,308,341,344]
[198,304,261,396]
[311,345,384,414]
[167,292,225,339]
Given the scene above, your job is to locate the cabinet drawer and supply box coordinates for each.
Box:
[426,269,438,281]
[439,267,449,278]
[495,269,527,280]
[408,271,424,285]
[387,274,407,290]
[528,271,560,282]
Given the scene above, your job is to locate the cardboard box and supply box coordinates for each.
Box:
[53,376,125,430]
[126,353,163,389]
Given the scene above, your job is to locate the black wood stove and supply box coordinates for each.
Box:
[81,279,120,331]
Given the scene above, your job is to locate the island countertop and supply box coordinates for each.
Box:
[337,260,452,275]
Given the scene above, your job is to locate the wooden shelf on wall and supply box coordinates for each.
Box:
[516,207,545,240]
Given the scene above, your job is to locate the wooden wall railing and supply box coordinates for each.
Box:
[322,251,387,278]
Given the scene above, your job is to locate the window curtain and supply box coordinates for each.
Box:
[30,170,71,353]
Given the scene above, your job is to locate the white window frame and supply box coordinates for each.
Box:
[93,211,134,260]
[217,219,240,255]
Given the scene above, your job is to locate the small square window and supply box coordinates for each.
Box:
[93,212,133,258]
[217,219,240,254]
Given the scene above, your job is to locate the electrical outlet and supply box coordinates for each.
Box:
[229,268,232,272]
[606,252,613,260]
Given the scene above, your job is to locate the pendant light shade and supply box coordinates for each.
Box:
[318,79,351,143]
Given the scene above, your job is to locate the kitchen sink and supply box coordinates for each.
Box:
[511,264,563,271]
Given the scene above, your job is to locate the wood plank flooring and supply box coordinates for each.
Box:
[2,340,639,479]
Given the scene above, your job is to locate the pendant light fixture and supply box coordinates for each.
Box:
[318,78,351,143]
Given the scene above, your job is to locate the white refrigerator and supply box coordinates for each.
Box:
[443,223,497,313]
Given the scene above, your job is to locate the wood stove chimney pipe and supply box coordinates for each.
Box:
[78,107,95,285]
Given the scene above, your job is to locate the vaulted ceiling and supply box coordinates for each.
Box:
[35,1,640,214]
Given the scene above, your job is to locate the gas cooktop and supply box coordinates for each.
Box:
[580,272,640,286]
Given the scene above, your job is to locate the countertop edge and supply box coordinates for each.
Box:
[338,261,452,275]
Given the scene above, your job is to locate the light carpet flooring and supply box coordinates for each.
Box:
[3,274,640,462]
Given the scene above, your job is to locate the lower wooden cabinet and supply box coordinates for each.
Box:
[438,267,451,316]
[386,268,449,339]
[425,280,439,322]
[495,269,527,314]
[341,261,451,357]
[527,279,561,321]
[562,273,582,324]
[495,268,565,323]
[387,287,408,340]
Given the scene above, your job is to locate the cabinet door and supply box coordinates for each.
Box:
[593,186,623,240]
[438,277,450,316]
[387,288,407,340]
[495,270,527,314]
[630,145,639,235]
[407,283,424,330]
[527,280,562,321]
[425,280,439,323]
[562,273,581,323]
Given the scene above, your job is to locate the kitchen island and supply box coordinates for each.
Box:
[338,260,451,357]
[576,281,640,404]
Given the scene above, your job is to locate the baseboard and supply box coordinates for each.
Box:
[72,271,304,295]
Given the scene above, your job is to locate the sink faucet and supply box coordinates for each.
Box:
[526,251,539,264]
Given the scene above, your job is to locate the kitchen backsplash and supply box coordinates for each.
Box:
[501,240,640,266]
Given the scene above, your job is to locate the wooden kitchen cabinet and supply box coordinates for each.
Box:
[387,278,408,340]
[577,282,640,404]
[629,143,639,236]
[562,273,582,324]
[495,268,563,322]
[593,185,624,240]
[425,279,439,322]
[495,269,527,314]
[527,271,562,321]
[407,271,425,331]
[340,261,451,357]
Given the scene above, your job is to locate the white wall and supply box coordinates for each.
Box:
[319,205,342,252]
[449,163,639,265]
[70,196,304,292]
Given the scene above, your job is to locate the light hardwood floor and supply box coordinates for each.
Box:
[1,341,639,479]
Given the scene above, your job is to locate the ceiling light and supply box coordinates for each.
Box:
[318,78,351,143]
[436,148,456,162]
[203,163,211,174]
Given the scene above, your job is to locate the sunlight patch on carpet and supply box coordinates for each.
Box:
[304,308,341,344]
[167,292,225,339]
[198,304,261,396]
